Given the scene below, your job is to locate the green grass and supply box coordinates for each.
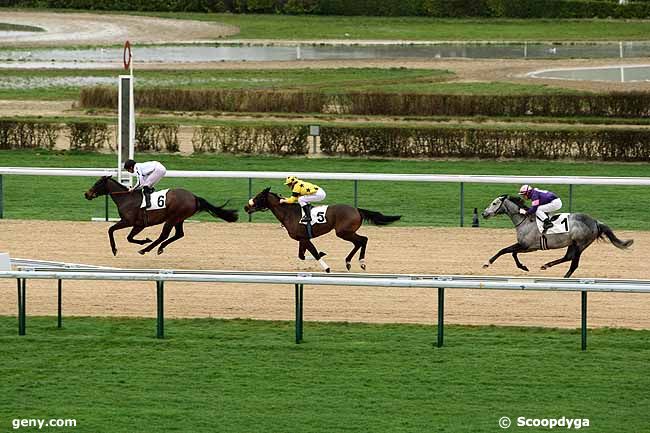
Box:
[142,13,650,41]
[1,149,649,230]
[0,22,44,32]
[0,316,649,433]
[0,68,580,101]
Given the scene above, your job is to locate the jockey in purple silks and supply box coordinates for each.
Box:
[518,184,563,234]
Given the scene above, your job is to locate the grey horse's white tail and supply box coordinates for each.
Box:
[597,222,633,249]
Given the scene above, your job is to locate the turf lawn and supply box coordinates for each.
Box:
[0,149,648,230]
[0,316,648,433]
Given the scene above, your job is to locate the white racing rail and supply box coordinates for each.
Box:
[2,167,650,185]
[2,268,649,350]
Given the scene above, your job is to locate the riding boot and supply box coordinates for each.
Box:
[542,217,553,234]
[300,204,313,238]
[143,186,153,209]
[300,204,313,224]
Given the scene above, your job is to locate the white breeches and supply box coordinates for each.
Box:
[535,198,562,219]
[298,188,326,206]
[141,166,166,188]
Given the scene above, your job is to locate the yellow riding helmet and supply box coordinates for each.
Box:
[284,175,298,185]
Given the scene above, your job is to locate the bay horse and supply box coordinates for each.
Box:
[481,194,633,278]
[84,176,238,256]
[244,187,401,272]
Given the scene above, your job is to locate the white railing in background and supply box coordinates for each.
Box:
[1,167,650,225]
[3,268,649,350]
[2,167,650,185]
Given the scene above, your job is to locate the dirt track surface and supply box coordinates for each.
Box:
[1,220,647,329]
[0,11,238,46]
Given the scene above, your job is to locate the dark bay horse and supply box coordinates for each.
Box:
[481,194,633,278]
[244,187,401,272]
[84,176,238,256]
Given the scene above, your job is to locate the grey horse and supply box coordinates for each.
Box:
[481,195,633,278]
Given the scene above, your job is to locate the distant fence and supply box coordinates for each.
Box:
[2,266,650,350]
[1,167,650,225]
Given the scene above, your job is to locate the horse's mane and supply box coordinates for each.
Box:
[107,176,128,191]
[507,195,528,209]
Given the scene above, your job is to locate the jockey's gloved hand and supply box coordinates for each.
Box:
[519,209,527,215]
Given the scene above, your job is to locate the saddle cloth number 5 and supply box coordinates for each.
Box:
[315,211,326,224]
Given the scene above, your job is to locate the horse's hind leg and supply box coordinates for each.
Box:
[541,244,576,270]
[336,231,364,271]
[157,222,185,255]
[126,226,152,245]
[564,249,583,278]
[304,239,330,273]
[139,222,174,255]
[356,235,369,270]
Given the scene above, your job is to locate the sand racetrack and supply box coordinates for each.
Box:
[1,220,647,329]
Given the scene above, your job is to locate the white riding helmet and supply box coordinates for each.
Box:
[519,184,532,196]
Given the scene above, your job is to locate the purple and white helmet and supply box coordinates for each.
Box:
[519,184,532,196]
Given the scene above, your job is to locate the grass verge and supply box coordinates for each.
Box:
[0,316,648,433]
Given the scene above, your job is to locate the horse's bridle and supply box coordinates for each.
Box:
[497,196,527,228]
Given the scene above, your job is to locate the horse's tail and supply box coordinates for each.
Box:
[597,222,633,250]
[357,208,401,226]
[196,197,238,222]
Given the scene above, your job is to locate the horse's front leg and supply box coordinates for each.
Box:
[303,239,330,273]
[108,219,131,256]
[298,240,307,260]
[512,252,529,272]
[483,243,526,269]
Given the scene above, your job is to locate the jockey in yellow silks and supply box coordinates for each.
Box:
[280,176,327,223]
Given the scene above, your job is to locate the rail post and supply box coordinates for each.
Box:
[437,287,445,347]
[0,174,4,218]
[18,278,26,336]
[568,184,573,213]
[57,279,62,329]
[581,291,587,351]
[353,180,358,208]
[156,280,164,339]
[105,194,109,221]
[459,183,465,227]
[295,283,304,344]
[248,177,252,222]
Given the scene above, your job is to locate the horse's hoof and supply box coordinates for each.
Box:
[346,262,351,271]
[521,266,529,272]
[319,252,327,258]
[112,249,117,257]
[157,248,164,255]
[298,255,305,261]
[144,238,153,244]
[482,263,490,269]
[540,265,547,270]
[359,260,366,271]
[138,249,146,255]
[325,268,331,273]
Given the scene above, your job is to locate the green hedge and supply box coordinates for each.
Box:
[6,0,650,17]
[80,87,650,118]
[80,87,325,114]
[320,125,650,160]
[0,121,59,150]
[191,125,309,154]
